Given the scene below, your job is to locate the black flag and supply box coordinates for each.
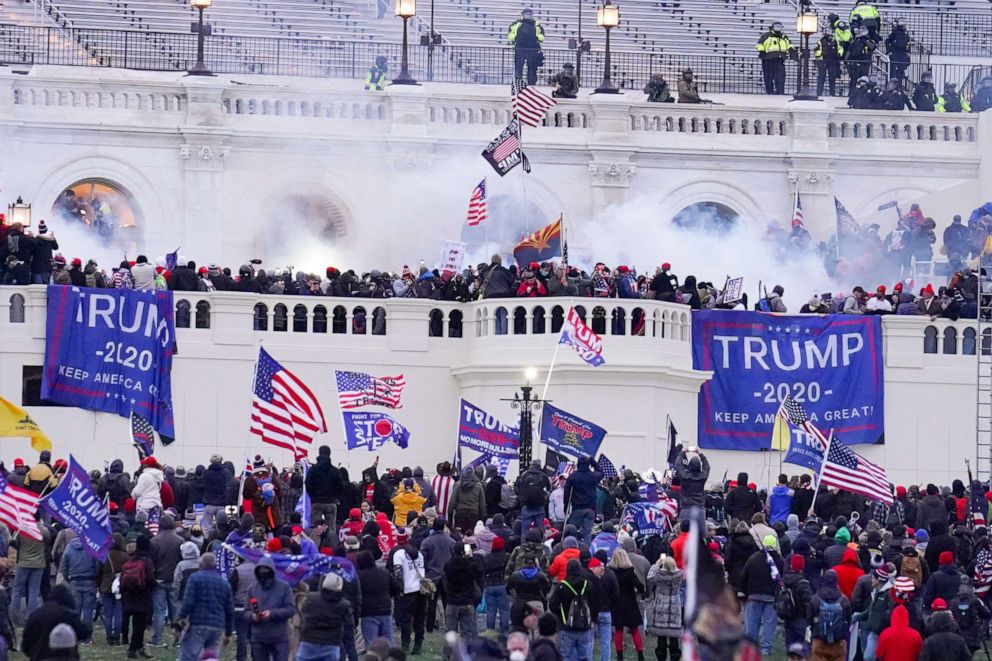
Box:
[481,118,523,177]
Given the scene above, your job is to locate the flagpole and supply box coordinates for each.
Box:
[808,428,834,517]
[241,346,261,513]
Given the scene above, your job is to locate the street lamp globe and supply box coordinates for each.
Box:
[596,1,619,28]
[190,0,212,8]
[395,0,416,18]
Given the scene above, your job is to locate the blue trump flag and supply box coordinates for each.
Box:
[343,412,409,451]
[784,431,828,473]
[40,455,112,561]
[540,403,607,459]
[457,399,519,459]
[692,311,883,451]
[225,544,356,586]
[42,286,177,438]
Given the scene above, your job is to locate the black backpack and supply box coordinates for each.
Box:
[775,584,797,619]
[560,580,591,630]
[519,471,546,508]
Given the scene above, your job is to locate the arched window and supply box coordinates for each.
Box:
[449,310,464,338]
[573,306,587,325]
[475,309,483,337]
[352,306,367,335]
[372,307,386,336]
[50,179,142,244]
[494,306,508,336]
[513,306,528,335]
[460,194,546,252]
[332,305,347,334]
[632,307,645,336]
[313,305,328,334]
[923,326,938,354]
[195,300,211,329]
[591,306,607,335]
[8,294,25,323]
[672,202,739,232]
[551,305,565,333]
[175,300,191,329]
[293,304,308,333]
[532,306,546,334]
[942,326,958,354]
[964,327,977,355]
[253,303,268,331]
[428,309,444,337]
[612,307,626,335]
[273,304,288,332]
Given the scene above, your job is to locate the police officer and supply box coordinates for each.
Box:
[755,21,793,95]
[846,25,876,95]
[848,76,873,110]
[880,78,913,111]
[937,82,971,113]
[677,68,703,104]
[814,25,843,96]
[913,70,938,111]
[833,19,853,62]
[643,73,674,103]
[972,76,992,113]
[549,62,578,98]
[885,18,911,81]
[364,55,388,91]
[508,8,545,86]
[850,0,881,41]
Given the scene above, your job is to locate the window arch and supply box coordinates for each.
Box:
[551,305,565,333]
[372,306,386,336]
[612,307,626,335]
[293,304,308,333]
[591,306,607,335]
[313,305,328,334]
[923,325,938,354]
[942,326,958,354]
[175,300,191,329]
[195,300,210,329]
[8,293,25,323]
[253,303,268,331]
[532,306,546,334]
[428,309,444,337]
[513,306,528,335]
[964,327,977,355]
[332,305,347,334]
[449,310,464,338]
[494,306,508,336]
[632,307,645,336]
[273,304,288,332]
[352,306,367,335]
[50,179,142,244]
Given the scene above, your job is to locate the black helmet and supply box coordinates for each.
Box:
[836,21,849,30]
[239,265,252,277]
[681,67,693,75]
[770,21,783,31]
[562,62,574,70]
[945,81,957,91]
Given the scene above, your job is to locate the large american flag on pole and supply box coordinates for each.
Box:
[820,436,893,505]
[466,178,488,227]
[512,84,557,127]
[334,371,406,410]
[0,473,42,540]
[250,347,328,460]
[792,193,805,229]
[780,396,828,446]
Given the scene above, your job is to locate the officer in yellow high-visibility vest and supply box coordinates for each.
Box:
[850,0,881,41]
[508,8,545,86]
[755,22,793,95]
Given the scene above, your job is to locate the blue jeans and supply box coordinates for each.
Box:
[744,599,777,656]
[151,582,176,644]
[484,586,509,633]
[296,642,341,661]
[234,610,250,661]
[179,624,225,661]
[560,629,594,661]
[251,640,290,661]
[520,507,545,536]
[69,579,97,639]
[32,273,50,285]
[863,631,879,661]
[567,508,595,545]
[595,612,613,661]
[360,614,393,646]
[101,594,122,643]
[11,567,44,622]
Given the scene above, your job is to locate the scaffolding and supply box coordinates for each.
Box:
[978,265,992,481]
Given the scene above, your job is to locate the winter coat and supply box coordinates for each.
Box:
[201,462,230,507]
[98,460,131,508]
[245,560,295,643]
[922,565,962,610]
[131,262,157,290]
[443,553,483,606]
[725,532,758,591]
[645,565,683,637]
[507,566,551,605]
[833,548,865,600]
[548,548,580,581]
[506,540,550,580]
[564,462,602,511]
[179,568,235,634]
[948,593,990,651]
[742,549,783,599]
[548,573,593,632]
[611,566,645,628]
[149,521,184,584]
[483,548,509,586]
[875,604,923,661]
[725,485,762,522]
[21,585,88,661]
[807,576,852,641]
[58,538,98,582]
[920,613,973,661]
[420,531,456,582]
[916,494,948,532]
[448,468,486,525]
[171,542,201,602]
[924,529,959,574]
[768,486,794,524]
[673,451,709,510]
[98,538,130,595]
[390,486,426,527]
[299,589,352,646]
[305,456,343,505]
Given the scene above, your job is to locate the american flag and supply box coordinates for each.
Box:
[493,122,521,162]
[0,473,42,540]
[835,197,860,235]
[780,396,829,446]
[165,248,180,272]
[820,436,893,505]
[639,482,661,502]
[250,347,328,460]
[597,454,618,480]
[146,507,161,537]
[466,178,488,227]
[512,84,557,128]
[334,370,406,410]
[792,193,805,228]
[130,410,155,460]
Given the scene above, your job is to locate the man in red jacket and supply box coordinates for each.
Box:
[832,548,865,600]
[875,604,923,661]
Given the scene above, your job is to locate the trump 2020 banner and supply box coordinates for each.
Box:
[692,311,883,451]
[42,285,177,438]
[458,399,520,459]
[40,455,112,561]
[540,403,607,459]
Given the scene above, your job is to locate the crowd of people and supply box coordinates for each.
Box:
[3,443,992,661]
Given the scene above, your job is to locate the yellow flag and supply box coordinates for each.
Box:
[0,397,53,452]
[984,235,992,256]
[770,408,790,452]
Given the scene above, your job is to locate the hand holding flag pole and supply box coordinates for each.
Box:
[807,428,834,517]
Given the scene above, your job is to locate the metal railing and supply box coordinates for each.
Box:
[885,10,992,59]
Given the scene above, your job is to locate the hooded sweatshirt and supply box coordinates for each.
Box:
[448,467,486,524]
[784,514,802,545]
[131,466,164,512]
[245,558,295,643]
[876,604,923,661]
[769,484,794,524]
[172,541,202,602]
[833,548,865,599]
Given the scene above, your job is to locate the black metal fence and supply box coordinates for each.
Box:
[886,10,992,59]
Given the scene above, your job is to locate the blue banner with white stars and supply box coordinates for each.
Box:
[692,311,883,451]
[41,286,177,438]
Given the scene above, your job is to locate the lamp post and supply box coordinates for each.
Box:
[594,0,620,94]
[793,0,819,100]
[188,0,214,76]
[393,0,419,85]
[502,368,546,468]
[7,196,31,227]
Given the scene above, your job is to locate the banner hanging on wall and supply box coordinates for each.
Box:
[692,311,883,451]
[41,285,177,438]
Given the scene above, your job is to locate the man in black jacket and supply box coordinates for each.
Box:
[791,475,815,520]
[725,472,762,523]
[913,71,938,111]
[306,445,343,535]
[516,460,551,535]
[674,447,710,518]
[885,18,911,81]
[443,544,484,651]
[21,584,90,661]
[169,260,200,292]
[564,456,601,545]
[202,454,231,533]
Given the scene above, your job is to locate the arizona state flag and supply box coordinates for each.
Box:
[0,397,53,452]
[513,217,562,267]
